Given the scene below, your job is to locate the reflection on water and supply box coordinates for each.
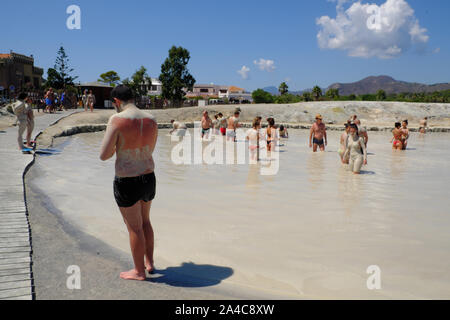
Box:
[307,152,326,190]
[32,129,450,299]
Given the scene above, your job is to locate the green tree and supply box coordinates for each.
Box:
[45,68,62,89]
[129,66,152,99]
[302,92,312,102]
[278,82,289,95]
[275,93,301,104]
[98,71,120,87]
[325,88,340,100]
[348,94,356,100]
[376,89,387,101]
[252,89,274,103]
[160,46,196,106]
[52,46,78,89]
[312,86,322,101]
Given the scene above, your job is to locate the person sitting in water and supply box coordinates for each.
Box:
[419,117,428,134]
[227,111,241,142]
[309,114,327,152]
[391,122,403,150]
[343,123,367,174]
[339,123,350,164]
[401,120,410,150]
[279,125,289,138]
[169,120,187,135]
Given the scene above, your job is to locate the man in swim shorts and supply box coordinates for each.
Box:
[201,110,212,139]
[309,114,327,152]
[44,88,54,113]
[100,85,158,281]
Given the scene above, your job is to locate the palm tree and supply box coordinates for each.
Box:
[278,82,289,95]
[312,86,322,101]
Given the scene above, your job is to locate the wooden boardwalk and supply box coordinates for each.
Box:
[0,110,78,300]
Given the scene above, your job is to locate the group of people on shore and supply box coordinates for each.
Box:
[42,88,97,113]
[43,88,69,113]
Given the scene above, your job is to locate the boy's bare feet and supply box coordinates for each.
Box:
[120,269,146,281]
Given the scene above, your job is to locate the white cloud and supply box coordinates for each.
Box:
[316,0,429,59]
[254,58,276,72]
[237,65,250,79]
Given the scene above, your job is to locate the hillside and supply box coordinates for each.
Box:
[327,76,450,96]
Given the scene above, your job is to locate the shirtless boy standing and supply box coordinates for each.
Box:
[100,85,158,281]
[309,114,327,152]
[201,111,212,139]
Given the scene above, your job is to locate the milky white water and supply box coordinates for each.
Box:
[30,129,450,299]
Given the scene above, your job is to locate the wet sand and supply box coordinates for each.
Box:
[28,129,450,299]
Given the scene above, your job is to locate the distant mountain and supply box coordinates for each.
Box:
[262,86,279,95]
[327,76,450,96]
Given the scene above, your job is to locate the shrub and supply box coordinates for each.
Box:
[252,89,274,104]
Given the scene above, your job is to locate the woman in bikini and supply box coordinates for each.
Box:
[266,118,276,152]
[391,122,403,150]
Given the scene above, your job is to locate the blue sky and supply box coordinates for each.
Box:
[1,0,449,91]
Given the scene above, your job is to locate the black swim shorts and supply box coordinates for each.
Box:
[113,172,156,208]
[313,138,324,146]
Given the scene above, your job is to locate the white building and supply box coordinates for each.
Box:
[145,78,162,96]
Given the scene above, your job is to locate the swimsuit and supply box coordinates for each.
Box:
[113,172,156,208]
[393,139,402,147]
[313,138,324,146]
[202,128,210,135]
[226,129,236,138]
[347,137,366,173]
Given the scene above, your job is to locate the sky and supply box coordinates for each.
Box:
[1,0,449,91]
